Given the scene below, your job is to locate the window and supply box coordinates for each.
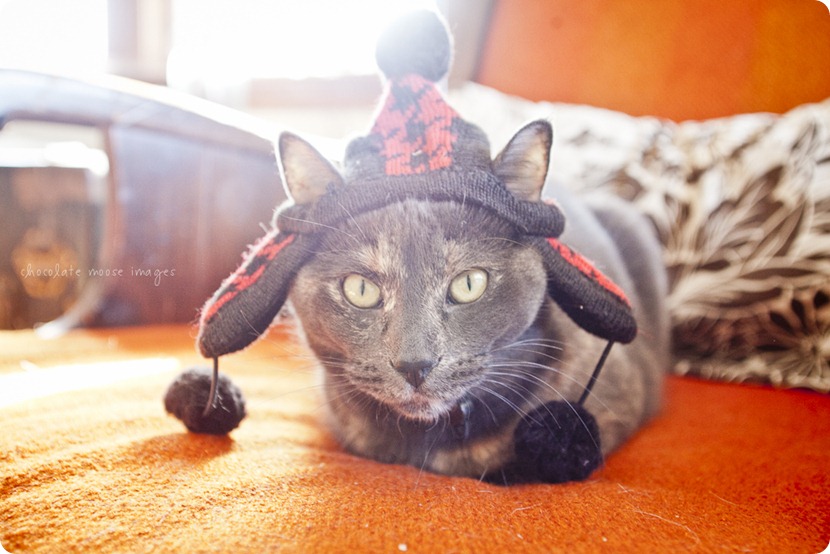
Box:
[167,0,441,108]
[170,0,438,81]
[0,0,108,75]
[0,0,490,109]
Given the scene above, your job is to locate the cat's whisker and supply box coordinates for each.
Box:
[483,370,554,413]
[487,369,600,433]
[470,235,527,249]
[336,201,369,244]
[485,357,612,414]
[480,371,572,428]
[489,339,566,366]
[496,347,565,365]
[485,359,575,385]
[414,417,450,488]
[489,367,603,453]
[485,360,615,416]
[490,356,597,383]
[303,356,347,369]
[394,412,407,439]
[240,339,319,361]
[496,336,565,347]
[326,383,374,420]
[469,389,498,425]
[279,214,359,243]
[473,383,535,423]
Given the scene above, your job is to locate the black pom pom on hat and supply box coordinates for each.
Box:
[164,367,246,435]
[492,400,603,484]
[375,9,452,82]
[344,9,492,180]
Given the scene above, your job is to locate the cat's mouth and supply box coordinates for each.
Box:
[392,394,450,422]
[387,389,470,426]
[379,386,458,421]
[390,395,472,439]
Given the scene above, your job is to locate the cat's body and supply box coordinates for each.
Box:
[289,183,668,481]
[177,11,671,484]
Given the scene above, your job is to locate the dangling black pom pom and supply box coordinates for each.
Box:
[164,367,246,435]
[507,401,603,484]
[375,10,452,82]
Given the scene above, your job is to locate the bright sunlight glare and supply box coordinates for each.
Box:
[0,0,437,82]
[169,0,438,82]
[0,0,108,76]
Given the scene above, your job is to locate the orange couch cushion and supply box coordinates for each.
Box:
[477,0,830,120]
[1,325,828,553]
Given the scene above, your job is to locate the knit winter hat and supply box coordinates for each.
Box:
[196,10,637,362]
[343,10,491,181]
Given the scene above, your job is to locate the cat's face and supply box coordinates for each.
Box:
[289,199,547,422]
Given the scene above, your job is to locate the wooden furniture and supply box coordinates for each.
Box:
[0,69,283,331]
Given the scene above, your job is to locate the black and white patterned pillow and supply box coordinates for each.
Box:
[453,84,830,392]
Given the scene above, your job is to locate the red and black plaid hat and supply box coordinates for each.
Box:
[196,10,637,361]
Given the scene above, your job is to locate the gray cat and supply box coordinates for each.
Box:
[164,10,669,485]
[283,126,668,483]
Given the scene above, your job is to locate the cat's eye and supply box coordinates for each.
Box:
[342,274,382,309]
[449,269,488,304]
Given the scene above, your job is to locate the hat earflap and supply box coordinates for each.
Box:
[493,120,637,344]
[196,230,313,358]
[536,236,637,344]
[197,133,344,359]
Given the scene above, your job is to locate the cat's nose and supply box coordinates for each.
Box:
[393,359,436,389]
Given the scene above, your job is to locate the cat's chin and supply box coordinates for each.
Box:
[387,394,455,424]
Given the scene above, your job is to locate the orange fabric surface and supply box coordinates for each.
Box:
[1,324,828,553]
[476,0,830,121]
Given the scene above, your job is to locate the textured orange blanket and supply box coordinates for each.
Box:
[1,325,828,553]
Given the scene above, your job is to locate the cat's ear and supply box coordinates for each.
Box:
[279,132,344,205]
[493,120,552,202]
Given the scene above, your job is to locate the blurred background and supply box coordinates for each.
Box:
[1,0,828,331]
[2,0,829,123]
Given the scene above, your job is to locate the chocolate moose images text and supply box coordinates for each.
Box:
[18,263,176,287]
